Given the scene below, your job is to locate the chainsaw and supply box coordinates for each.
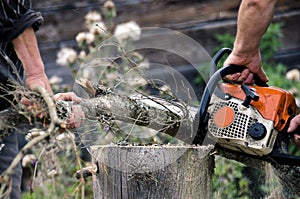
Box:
[196,47,300,166]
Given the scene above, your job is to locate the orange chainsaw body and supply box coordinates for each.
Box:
[220,83,298,132]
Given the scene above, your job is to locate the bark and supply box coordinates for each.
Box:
[91,144,214,199]
[58,93,198,143]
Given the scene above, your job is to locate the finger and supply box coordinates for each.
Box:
[66,113,76,129]
[224,73,241,82]
[20,97,33,106]
[66,105,85,129]
[60,92,75,101]
[53,92,82,103]
[287,116,300,133]
[73,105,85,128]
[237,69,250,82]
[232,73,241,81]
[292,134,300,147]
[71,93,82,103]
[243,73,254,85]
[226,70,251,83]
[53,93,62,101]
[66,114,83,129]
[256,68,269,82]
[288,123,297,133]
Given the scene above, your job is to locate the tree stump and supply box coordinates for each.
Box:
[91,144,214,199]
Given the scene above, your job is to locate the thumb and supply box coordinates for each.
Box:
[20,97,32,106]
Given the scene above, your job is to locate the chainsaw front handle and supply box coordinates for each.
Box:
[199,64,244,125]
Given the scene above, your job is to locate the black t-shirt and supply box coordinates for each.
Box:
[0,0,43,110]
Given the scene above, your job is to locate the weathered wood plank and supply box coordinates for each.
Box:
[32,0,300,45]
[31,0,299,85]
[33,1,299,54]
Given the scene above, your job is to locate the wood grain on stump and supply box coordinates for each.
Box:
[91,144,214,199]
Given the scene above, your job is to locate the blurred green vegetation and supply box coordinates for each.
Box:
[21,145,94,199]
[213,157,250,199]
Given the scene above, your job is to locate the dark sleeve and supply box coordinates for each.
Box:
[0,0,43,42]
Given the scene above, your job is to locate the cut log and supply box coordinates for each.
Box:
[0,93,197,143]
[58,93,198,143]
[91,144,214,199]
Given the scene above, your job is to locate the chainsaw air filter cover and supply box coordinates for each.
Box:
[208,94,277,156]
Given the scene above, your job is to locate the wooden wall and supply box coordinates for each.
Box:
[31,0,300,84]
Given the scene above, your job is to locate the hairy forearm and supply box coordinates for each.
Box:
[12,27,45,76]
[12,27,52,93]
[234,0,277,56]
